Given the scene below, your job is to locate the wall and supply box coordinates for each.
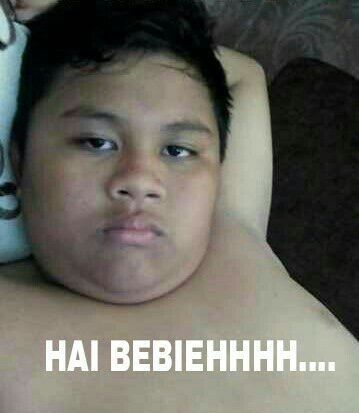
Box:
[208,0,359,80]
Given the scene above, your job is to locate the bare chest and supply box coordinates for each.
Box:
[1,291,262,413]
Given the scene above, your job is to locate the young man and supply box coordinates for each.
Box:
[1,0,358,411]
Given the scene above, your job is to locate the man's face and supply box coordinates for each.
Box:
[18,53,220,303]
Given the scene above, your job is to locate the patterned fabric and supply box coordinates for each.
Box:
[209,0,359,81]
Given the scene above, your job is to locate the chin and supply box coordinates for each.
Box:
[70,277,181,305]
[56,262,195,305]
[37,243,209,304]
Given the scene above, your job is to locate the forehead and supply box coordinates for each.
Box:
[32,53,218,136]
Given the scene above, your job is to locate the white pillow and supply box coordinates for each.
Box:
[0,12,31,263]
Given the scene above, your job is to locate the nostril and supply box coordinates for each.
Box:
[113,188,161,201]
[118,190,130,196]
[147,193,160,199]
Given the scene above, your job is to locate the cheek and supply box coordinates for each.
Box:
[170,167,219,233]
[21,152,99,230]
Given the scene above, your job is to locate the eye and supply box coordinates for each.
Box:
[77,137,118,152]
[162,145,196,159]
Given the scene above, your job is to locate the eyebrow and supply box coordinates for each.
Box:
[61,105,215,139]
[61,106,128,126]
[160,121,214,139]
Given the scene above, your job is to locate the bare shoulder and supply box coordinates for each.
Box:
[212,214,358,342]
[211,215,359,410]
[0,259,41,299]
[0,259,54,300]
[256,240,359,411]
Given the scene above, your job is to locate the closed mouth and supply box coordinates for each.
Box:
[102,214,164,246]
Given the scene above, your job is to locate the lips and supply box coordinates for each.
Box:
[103,213,164,246]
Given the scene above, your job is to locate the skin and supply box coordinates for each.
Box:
[18,53,220,304]
[1,217,358,412]
[215,48,272,239]
[10,0,273,241]
[0,14,357,406]
[10,0,57,22]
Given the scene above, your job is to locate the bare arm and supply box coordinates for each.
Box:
[216,46,272,241]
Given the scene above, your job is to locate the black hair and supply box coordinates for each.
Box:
[12,0,232,162]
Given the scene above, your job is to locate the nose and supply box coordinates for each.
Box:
[106,152,166,205]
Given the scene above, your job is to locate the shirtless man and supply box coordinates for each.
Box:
[1,0,358,412]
